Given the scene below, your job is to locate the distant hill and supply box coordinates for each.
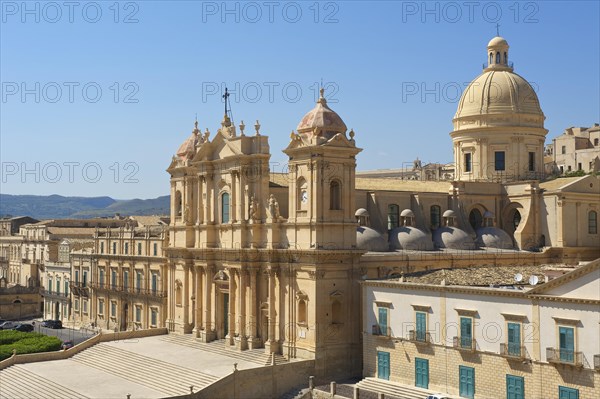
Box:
[0,194,170,220]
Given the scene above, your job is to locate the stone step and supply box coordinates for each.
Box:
[0,365,88,399]
[160,334,288,366]
[356,377,439,399]
[71,343,217,396]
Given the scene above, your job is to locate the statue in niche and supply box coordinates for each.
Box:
[248,195,259,222]
[268,194,280,220]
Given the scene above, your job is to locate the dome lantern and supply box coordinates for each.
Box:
[485,36,512,71]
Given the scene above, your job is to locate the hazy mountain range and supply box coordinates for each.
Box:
[0,194,170,220]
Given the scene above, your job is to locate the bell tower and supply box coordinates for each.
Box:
[284,88,362,250]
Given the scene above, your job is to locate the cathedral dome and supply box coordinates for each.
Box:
[297,88,347,139]
[389,226,434,251]
[356,226,389,252]
[433,227,477,250]
[476,226,514,249]
[453,36,545,131]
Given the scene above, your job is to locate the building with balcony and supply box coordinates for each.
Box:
[88,219,168,331]
[547,125,600,175]
[362,260,600,399]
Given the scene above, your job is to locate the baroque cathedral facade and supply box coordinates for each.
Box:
[165,36,599,378]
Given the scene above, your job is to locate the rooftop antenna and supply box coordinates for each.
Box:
[223,87,234,125]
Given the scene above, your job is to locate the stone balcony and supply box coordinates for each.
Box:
[546,348,583,367]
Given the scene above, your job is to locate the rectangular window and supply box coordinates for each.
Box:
[75,270,79,284]
[460,317,473,349]
[561,145,566,155]
[495,151,505,171]
[578,162,582,171]
[464,153,472,173]
[83,300,88,313]
[153,243,158,256]
[99,269,105,288]
[48,278,53,293]
[112,242,117,254]
[416,312,426,341]
[151,308,158,327]
[124,242,128,254]
[74,299,79,311]
[64,281,69,296]
[507,322,521,356]
[559,326,575,363]
[138,243,142,255]
[56,278,61,294]
[528,152,535,172]
[136,271,142,293]
[222,193,230,223]
[83,271,88,287]
[378,307,388,336]
[589,211,598,234]
[123,270,129,291]
[111,301,117,317]
[559,386,579,399]
[135,306,142,322]
[151,273,158,295]
[506,375,524,399]
[98,300,104,315]
[100,242,104,254]
[111,270,117,290]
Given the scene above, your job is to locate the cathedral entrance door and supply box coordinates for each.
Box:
[223,293,229,337]
[122,303,128,331]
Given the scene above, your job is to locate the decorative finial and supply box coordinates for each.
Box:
[254,120,261,136]
[223,87,230,117]
[349,129,355,139]
[290,130,295,140]
[496,23,500,37]
[239,120,245,136]
[319,87,325,98]
[204,128,210,141]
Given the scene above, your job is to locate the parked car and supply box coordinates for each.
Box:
[46,320,63,329]
[62,340,74,350]
[0,321,18,330]
[426,395,451,399]
[13,324,34,332]
[41,319,53,327]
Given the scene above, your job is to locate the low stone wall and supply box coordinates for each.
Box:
[0,327,168,370]
[168,359,315,399]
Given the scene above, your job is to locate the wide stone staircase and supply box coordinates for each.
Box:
[70,343,218,397]
[160,334,288,366]
[356,377,448,399]
[0,365,89,399]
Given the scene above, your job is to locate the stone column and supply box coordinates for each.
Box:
[248,267,260,349]
[183,263,190,333]
[236,268,247,350]
[200,265,214,342]
[226,268,236,346]
[192,266,203,337]
[265,266,278,353]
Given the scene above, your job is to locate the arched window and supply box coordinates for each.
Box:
[330,180,341,210]
[430,205,441,230]
[221,192,230,223]
[331,300,342,324]
[489,52,493,64]
[589,211,598,234]
[469,209,483,230]
[504,52,508,64]
[512,210,522,231]
[298,299,307,324]
[175,191,182,217]
[387,204,399,230]
[496,51,500,64]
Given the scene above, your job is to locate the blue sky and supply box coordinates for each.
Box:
[1,0,599,198]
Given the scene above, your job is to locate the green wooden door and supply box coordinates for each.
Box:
[415,358,429,389]
[506,375,524,399]
[223,293,229,336]
[507,323,521,356]
[559,386,579,399]
[377,351,390,380]
[559,327,574,362]
[459,366,475,399]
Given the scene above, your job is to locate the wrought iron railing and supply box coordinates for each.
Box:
[453,336,476,351]
[408,330,431,344]
[500,343,527,359]
[546,348,583,367]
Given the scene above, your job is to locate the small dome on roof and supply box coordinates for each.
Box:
[355,208,369,217]
[389,226,434,251]
[400,209,415,217]
[488,36,508,47]
[443,210,456,218]
[297,88,347,140]
[356,226,388,252]
[433,226,477,250]
[476,226,514,249]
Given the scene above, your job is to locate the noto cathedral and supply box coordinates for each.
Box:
[165,36,599,378]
